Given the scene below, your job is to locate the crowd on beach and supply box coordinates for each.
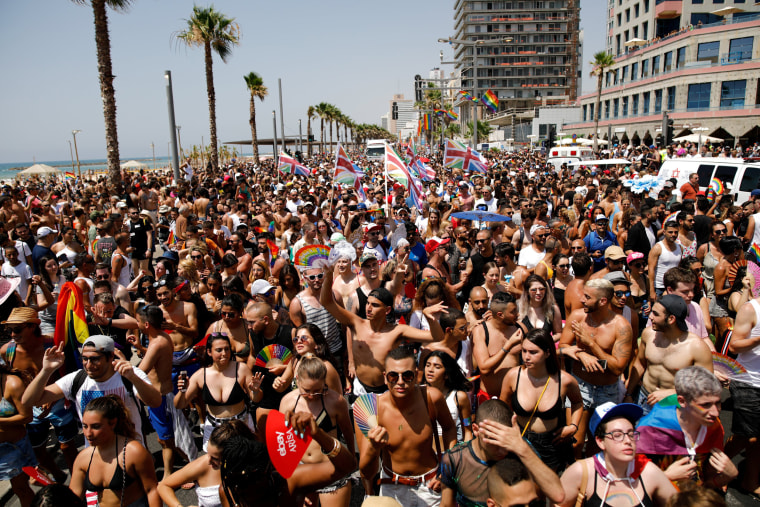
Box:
[1,139,760,507]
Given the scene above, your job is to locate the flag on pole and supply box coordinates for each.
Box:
[167,231,177,246]
[266,239,279,258]
[459,91,479,102]
[481,89,499,112]
[385,142,411,187]
[54,282,90,371]
[278,152,311,176]
[465,147,488,173]
[421,113,432,131]
[334,144,366,201]
[446,110,459,121]
[408,174,425,210]
[65,172,75,181]
[412,159,436,181]
[444,139,468,170]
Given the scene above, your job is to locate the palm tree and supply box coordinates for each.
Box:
[315,102,330,154]
[590,50,616,152]
[175,6,239,171]
[341,115,353,150]
[72,0,132,191]
[327,104,340,154]
[306,105,318,158]
[243,72,268,165]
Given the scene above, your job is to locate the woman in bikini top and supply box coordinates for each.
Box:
[209,294,252,361]
[0,364,35,506]
[70,395,159,507]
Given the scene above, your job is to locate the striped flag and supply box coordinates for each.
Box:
[334,143,366,201]
[278,152,311,176]
[412,159,436,181]
[466,147,488,173]
[481,89,499,112]
[54,282,90,371]
[65,172,75,181]
[167,230,177,246]
[444,139,468,169]
[459,91,479,103]
[384,142,411,187]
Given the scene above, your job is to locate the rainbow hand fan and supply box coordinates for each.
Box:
[712,352,747,377]
[294,244,331,269]
[353,393,379,436]
[255,344,293,368]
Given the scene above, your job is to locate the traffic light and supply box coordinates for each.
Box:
[415,75,423,102]
[295,151,303,163]
[392,102,399,120]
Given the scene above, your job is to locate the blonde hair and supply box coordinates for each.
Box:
[585,278,614,299]
[179,259,201,285]
[296,354,327,382]
[249,259,271,283]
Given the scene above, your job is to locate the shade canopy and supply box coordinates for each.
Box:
[120,160,148,169]
[672,133,723,143]
[711,6,744,16]
[625,38,647,47]
[15,164,61,179]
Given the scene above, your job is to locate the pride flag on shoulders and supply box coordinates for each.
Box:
[54,282,89,371]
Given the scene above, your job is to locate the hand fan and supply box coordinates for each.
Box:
[727,260,748,287]
[712,352,747,377]
[747,261,760,298]
[353,393,379,437]
[255,344,293,368]
[294,244,331,268]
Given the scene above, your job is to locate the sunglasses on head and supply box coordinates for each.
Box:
[306,273,324,281]
[153,279,168,288]
[386,370,415,384]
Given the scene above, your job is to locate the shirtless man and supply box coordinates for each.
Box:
[472,292,524,402]
[129,305,178,473]
[193,188,209,219]
[626,295,713,415]
[357,346,456,505]
[175,205,190,242]
[139,183,159,222]
[156,276,199,389]
[321,264,446,394]
[0,307,78,483]
[331,254,360,308]
[564,252,593,317]
[273,196,292,239]
[465,286,491,332]
[559,278,633,456]
[94,262,132,311]
[227,232,253,279]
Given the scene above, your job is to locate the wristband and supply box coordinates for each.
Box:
[322,438,341,458]
[569,423,578,431]
[462,417,472,428]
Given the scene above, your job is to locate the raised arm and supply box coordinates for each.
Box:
[320,264,364,329]
[21,343,66,409]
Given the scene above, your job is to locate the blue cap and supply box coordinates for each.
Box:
[589,402,643,436]
[751,189,760,197]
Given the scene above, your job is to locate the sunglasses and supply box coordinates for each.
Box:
[7,325,28,334]
[306,273,324,281]
[95,274,110,280]
[153,279,168,288]
[614,290,631,298]
[191,255,203,260]
[221,311,238,319]
[556,263,570,269]
[386,370,415,384]
[476,239,488,244]
[292,335,310,343]
[630,262,645,269]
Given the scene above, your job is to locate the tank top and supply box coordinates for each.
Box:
[112,252,132,287]
[702,243,719,298]
[735,299,760,388]
[752,212,760,250]
[676,237,697,258]
[295,294,341,354]
[654,240,682,289]
[355,287,368,319]
[59,245,78,264]
[435,390,464,442]
[75,276,95,306]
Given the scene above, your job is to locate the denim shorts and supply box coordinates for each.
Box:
[379,468,441,507]
[28,399,79,448]
[574,375,621,411]
[637,386,654,416]
[0,435,38,481]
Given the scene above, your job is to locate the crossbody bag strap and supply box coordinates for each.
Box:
[575,458,589,507]
[421,385,442,460]
[520,376,550,437]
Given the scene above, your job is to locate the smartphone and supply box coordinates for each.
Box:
[582,359,607,372]
[178,371,188,392]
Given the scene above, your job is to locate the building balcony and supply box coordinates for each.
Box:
[655,0,681,19]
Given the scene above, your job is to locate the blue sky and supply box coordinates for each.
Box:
[0,0,605,163]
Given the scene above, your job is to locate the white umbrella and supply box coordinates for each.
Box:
[15,163,61,180]
[711,6,744,16]
[580,138,609,146]
[120,160,148,169]
[625,38,647,47]
[672,133,723,143]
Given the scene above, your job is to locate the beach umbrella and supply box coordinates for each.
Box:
[711,6,744,16]
[624,38,646,47]
[672,133,723,143]
[120,160,148,169]
[15,164,61,180]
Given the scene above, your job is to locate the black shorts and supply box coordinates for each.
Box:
[131,249,149,260]
[730,381,760,438]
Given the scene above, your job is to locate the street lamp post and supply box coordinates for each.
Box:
[164,70,181,182]
[176,126,183,159]
[438,36,511,149]
[68,140,75,173]
[298,119,303,155]
[72,130,82,178]
[151,142,155,170]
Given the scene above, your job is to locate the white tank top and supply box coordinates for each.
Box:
[75,276,94,306]
[735,299,760,388]
[654,240,682,289]
[751,212,760,249]
[112,252,132,287]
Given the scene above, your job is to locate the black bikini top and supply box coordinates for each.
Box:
[202,363,247,407]
[512,368,564,421]
[83,438,136,493]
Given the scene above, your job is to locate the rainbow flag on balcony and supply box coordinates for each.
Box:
[481,89,499,112]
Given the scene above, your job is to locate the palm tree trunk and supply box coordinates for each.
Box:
[329,122,334,154]
[92,0,121,192]
[250,94,259,164]
[320,119,325,154]
[204,41,219,171]
[593,72,603,153]
[307,118,312,157]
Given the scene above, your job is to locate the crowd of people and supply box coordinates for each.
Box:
[1,140,760,507]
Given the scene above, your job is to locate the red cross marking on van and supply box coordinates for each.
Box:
[671,168,680,178]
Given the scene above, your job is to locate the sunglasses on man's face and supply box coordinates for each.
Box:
[386,370,415,384]
[614,290,631,298]
[306,273,324,281]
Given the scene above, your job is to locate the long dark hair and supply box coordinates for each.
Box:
[295,323,339,375]
[522,328,559,375]
[83,394,137,440]
[424,350,472,393]
[37,254,59,291]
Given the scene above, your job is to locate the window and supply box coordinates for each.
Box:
[642,21,648,40]
[720,80,746,108]
[654,89,663,112]
[652,55,660,75]
[644,0,649,12]
[687,83,711,110]
[642,59,649,78]
[692,0,703,4]
[613,98,619,118]
[643,91,651,113]
[631,62,638,81]
[621,66,628,82]
[664,51,673,71]
[740,167,760,193]
[713,0,724,4]
[634,3,640,17]
[697,165,715,187]
[583,105,587,121]
[605,100,610,119]
[697,41,720,64]
[667,86,676,110]
[625,8,630,22]
[617,13,622,26]
[676,47,686,69]
[623,96,629,116]
[632,94,639,115]
[729,37,753,63]
[606,71,612,87]
[589,103,595,121]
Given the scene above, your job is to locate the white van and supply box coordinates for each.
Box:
[659,157,760,203]
[546,146,594,170]
[365,140,386,162]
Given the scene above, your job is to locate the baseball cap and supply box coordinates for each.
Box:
[604,246,626,260]
[529,224,547,235]
[589,402,643,436]
[425,238,450,254]
[595,214,609,223]
[250,279,275,296]
[160,250,180,264]
[359,251,378,266]
[366,224,383,234]
[751,189,760,197]
[330,232,346,243]
[82,335,115,354]
[626,252,645,264]
[36,226,56,238]
[115,201,128,209]
[663,181,674,188]
[659,294,688,332]
[604,271,631,286]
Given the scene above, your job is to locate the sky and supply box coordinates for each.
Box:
[0,0,605,164]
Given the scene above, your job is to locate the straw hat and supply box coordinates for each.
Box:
[2,307,41,325]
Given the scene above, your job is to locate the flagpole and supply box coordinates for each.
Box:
[384,141,389,218]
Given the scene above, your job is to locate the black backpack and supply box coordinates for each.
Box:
[68,369,138,407]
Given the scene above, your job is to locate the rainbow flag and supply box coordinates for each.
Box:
[278,152,310,176]
[167,230,177,246]
[481,89,499,112]
[54,282,90,371]
[585,200,594,209]
[446,110,459,121]
[421,113,432,131]
[65,172,75,181]
[750,243,760,262]
[434,109,446,116]
[459,90,479,103]
[385,143,411,188]
[266,239,279,258]
[706,177,725,201]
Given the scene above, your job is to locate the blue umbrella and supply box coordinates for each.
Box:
[452,210,512,224]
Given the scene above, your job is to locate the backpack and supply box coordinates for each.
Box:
[69,369,138,407]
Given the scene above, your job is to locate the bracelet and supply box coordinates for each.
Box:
[322,438,341,458]
[569,423,578,431]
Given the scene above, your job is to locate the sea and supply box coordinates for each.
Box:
[0,157,174,183]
